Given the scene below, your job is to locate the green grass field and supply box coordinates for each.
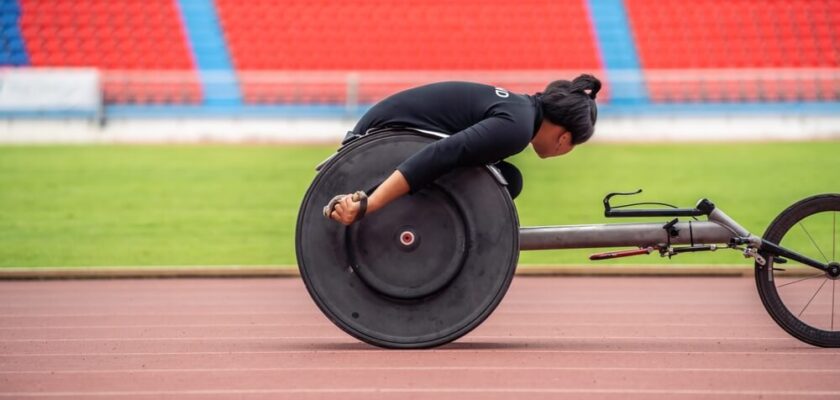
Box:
[1,141,838,268]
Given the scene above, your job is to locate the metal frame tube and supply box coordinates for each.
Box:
[517,201,831,273]
[519,221,736,251]
[708,208,750,237]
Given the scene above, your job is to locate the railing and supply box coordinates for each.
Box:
[642,69,840,103]
[100,69,840,110]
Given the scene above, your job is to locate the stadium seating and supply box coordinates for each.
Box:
[214,0,602,104]
[17,0,201,104]
[625,0,839,102]
[1,0,837,107]
[0,0,28,66]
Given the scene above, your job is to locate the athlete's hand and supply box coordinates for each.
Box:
[330,195,361,225]
[324,192,368,226]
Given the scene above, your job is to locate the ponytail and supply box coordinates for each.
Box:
[571,74,601,100]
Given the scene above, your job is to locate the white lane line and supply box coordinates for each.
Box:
[0,300,762,305]
[0,335,797,342]
[0,322,780,329]
[0,311,772,317]
[0,324,325,329]
[0,312,315,317]
[1,388,839,397]
[0,366,834,374]
[3,349,835,357]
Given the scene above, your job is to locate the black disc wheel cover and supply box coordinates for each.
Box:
[346,185,467,300]
[296,131,519,349]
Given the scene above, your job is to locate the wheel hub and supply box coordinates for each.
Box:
[827,262,840,279]
[398,229,418,250]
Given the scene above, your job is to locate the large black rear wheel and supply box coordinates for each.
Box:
[755,194,840,347]
[296,131,519,349]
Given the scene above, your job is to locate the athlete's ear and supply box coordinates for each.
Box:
[559,129,572,144]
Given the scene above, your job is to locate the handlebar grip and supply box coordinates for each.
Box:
[604,208,705,218]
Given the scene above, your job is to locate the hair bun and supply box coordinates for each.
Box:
[571,74,601,100]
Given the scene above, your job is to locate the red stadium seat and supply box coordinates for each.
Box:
[625,0,840,102]
[215,0,603,104]
[19,0,202,105]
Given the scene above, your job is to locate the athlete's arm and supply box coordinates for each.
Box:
[367,170,410,213]
[397,115,529,192]
[330,170,409,225]
[331,116,529,225]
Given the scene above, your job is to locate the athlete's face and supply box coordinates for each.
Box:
[532,120,575,158]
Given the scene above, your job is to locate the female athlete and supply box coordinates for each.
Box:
[327,74,601,225]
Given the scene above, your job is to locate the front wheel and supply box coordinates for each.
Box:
[755,194,840,347]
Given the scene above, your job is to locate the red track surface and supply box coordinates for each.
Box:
[2,277,839,399]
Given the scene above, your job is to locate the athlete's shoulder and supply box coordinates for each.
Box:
[410,81,493,92]
[488,87,539,148]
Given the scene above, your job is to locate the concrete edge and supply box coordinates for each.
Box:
[0,264,755,280]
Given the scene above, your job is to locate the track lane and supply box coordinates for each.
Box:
[1,277,839,399]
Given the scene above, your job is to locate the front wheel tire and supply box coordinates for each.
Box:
[755,194,840,347]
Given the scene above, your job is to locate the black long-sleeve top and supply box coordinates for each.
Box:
[350,81,543,192]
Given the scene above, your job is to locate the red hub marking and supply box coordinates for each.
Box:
[400,231,415,246]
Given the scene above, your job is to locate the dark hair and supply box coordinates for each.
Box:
[538,74,601,144]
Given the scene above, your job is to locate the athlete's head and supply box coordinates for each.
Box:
[541,74,601,144]
[531,74,601,158]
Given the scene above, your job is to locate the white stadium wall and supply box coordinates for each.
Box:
[1,114,840,144]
